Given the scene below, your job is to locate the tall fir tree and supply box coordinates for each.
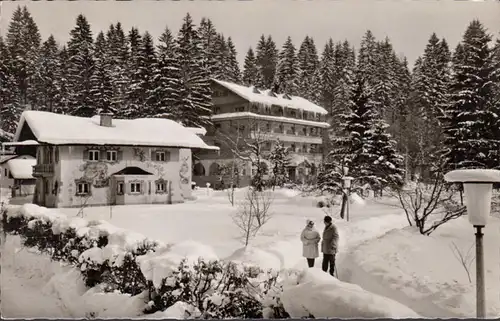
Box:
[255,35,278,89]
[368,120,405,189]
[0,36,22,135]
[53,46,70,114]
[106,22,129,117]
[328,77,380,193]
[66,14,95,117]
[372,37,398,120]
[149,26,182,120]
[242,47,258,86]
[198,18,219,78]
[6,6,41,110]
[212,33,230,80]
[175,13,212,127]
[226,37,241,83]
[124,27,143,118]
[297,36,320,101]
[90,32,114,115]
[356,30,379,89]
[274,36,299,95]
[442,20,497,170]
[34,35,59,112]
[315,39,336,114]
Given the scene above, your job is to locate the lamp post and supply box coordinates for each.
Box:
[444,169,500,319]
[342,166,354,222]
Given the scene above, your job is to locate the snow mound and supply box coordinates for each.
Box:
[350,192,366,206]
[281,269,421,318]
[143,302,200,319]
[137,250,181,288]
[168,240,218,262]
[224,246,281,270]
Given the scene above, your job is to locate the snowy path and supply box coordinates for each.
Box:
[1,264,68,318]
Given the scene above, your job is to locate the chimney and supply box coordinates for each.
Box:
[99,112,113,127]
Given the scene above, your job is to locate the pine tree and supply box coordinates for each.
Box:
[34,35,59,112]
[128,32,156,118]
[53,46,70,114]
[409,33,451,176]
[212,33,230,80]
[67,14,95,117]
[357,30,378,89]
[90,32,114,115]
[368,120,405,189]
[268,139,290,187]
[255,35,278,89]
[0,36,22,135]
[124,27,142,118]
[274,36,299,95]
[106,22,129,117]
[226,37,241,83]
[198,18,219,78]
[6,6,41,109]
[316,39,336,117]
[176,13,212,127]
[329,77,379,193]
[297,36,319,100]
[242,47,258,86]
[331,41,356,133]
[372,37,398,120]
[443,20,497,170]
[149,26,182,120]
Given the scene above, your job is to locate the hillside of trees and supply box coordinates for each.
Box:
[1,5,499,185]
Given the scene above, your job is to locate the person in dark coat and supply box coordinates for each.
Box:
[321,215,339,276]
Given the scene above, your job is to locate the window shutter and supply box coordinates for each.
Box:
[150,149,155,161]
[171,151,179,162]
[165,151,171,162]
[83,149,89,160]
[117,150,123,162]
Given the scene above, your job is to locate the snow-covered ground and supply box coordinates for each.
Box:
[2,187,499,318]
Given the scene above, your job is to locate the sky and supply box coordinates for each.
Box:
[1,0,499,69]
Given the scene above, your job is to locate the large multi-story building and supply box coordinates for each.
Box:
[192,79,330,187]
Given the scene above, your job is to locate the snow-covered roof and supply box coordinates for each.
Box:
[444,169,500,183]
[212,79,328,115]
[13,111,219,150]
[210,112,331,128]
[6,158,36,179]
[185,126,207,136]
[0,155,17,165]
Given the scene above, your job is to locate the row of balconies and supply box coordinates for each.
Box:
[32,163,54,177]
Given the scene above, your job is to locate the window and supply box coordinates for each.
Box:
[54,147,59,163]
[235,106,245,112]
[107,150,117,162]
[155,151,166,162]
[156,182,166,193]
[214,107,221,114]
[302,127,307,135]
[88,150,100,161]
[77,182,90,195]
[266,123,271,132]
[4,168,7,177]
[117,182,124,195]
[130,182,141,193]
[215,123,221,130]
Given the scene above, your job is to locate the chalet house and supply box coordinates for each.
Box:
[12,111,218,208]
[193,79,330,187]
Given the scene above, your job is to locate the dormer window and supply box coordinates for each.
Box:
[88,150,100,161]
[252,87,260,94]
[283,93,292,100]
[268,90,277,97]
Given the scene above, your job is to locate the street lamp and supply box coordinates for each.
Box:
[342,166,354,222]
[444,168,500,319]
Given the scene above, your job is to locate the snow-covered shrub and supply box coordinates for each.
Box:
[144,258,288,319]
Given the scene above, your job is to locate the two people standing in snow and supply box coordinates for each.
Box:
[300,215,339,276]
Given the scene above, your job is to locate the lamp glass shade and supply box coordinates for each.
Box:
[463,183,492,226]
[344,179,351,188]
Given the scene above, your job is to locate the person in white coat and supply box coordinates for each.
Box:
[300,219,321,268]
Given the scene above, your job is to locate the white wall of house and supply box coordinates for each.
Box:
[43,145,193,208]
[0,164,13,190]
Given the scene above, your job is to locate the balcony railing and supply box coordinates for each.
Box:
[33,163,54,177]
